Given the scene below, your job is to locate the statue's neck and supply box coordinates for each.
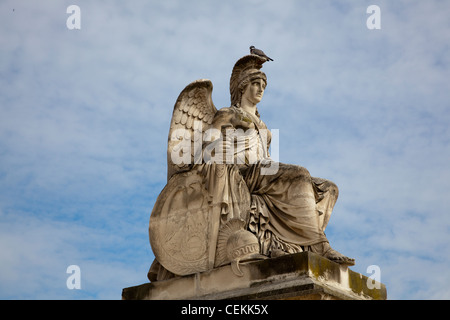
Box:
[240,101,257,117]
[235,104,261,127]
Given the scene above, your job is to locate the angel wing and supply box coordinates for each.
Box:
[167,79,217,181]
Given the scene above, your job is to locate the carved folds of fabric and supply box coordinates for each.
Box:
[248,194,303,257]
[200,163,250,226]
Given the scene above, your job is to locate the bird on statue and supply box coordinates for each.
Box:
[249,46,273,61]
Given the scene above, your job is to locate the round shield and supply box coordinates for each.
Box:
[149,164,252,276]
[149,169,212,276]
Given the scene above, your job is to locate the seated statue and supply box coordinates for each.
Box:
[148,54,354,282]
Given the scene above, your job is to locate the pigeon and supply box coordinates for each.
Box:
[249,46,273,61]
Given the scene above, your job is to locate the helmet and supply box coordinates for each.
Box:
[215,218,267,276]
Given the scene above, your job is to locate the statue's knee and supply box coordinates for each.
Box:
[315,178,339,198]
[327,181,339,198]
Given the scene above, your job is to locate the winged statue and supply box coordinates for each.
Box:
[148,54,355,282]
[149,72,259,280]
[166,79,217,181]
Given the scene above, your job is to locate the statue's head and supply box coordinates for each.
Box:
[230,55,267,107]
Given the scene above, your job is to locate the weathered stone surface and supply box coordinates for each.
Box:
[122,252,386,300]
[148,53,355,282]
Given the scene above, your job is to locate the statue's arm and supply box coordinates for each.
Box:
[210,108,235,131]
[201,108,237,161]
[210,108,254,133]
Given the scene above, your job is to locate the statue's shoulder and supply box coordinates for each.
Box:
[217,106,239,114]
[211,106,239,126]
[214,106,241,119]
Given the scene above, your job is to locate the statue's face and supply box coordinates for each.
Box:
[242,78,266,105]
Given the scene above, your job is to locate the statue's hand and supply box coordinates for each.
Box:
[232,115,255,131]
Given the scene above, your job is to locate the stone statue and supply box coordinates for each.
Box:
[148,53,354,282]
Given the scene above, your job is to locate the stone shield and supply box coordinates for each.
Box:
[149,165,252,276]
[149,169,218,276]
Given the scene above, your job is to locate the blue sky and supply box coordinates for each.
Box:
[1,0,449,299]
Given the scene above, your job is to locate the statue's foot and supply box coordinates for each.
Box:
[308,242,355,266]
[323,247,355,266]
[270,249,288,258]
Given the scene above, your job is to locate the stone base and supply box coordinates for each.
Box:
[122,252,386,300]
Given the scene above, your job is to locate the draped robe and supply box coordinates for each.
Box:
[203,106,338,255]
[148,106,339,281]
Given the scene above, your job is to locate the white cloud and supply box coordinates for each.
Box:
[0,207,151,299]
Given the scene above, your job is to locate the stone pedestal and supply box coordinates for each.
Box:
[122,252,386,300]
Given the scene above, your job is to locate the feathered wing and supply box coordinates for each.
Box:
[167,79,217,181]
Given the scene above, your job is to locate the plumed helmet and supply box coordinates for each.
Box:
[215,218,267,277]
[226,229,260,261]
[230,55,267,107]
